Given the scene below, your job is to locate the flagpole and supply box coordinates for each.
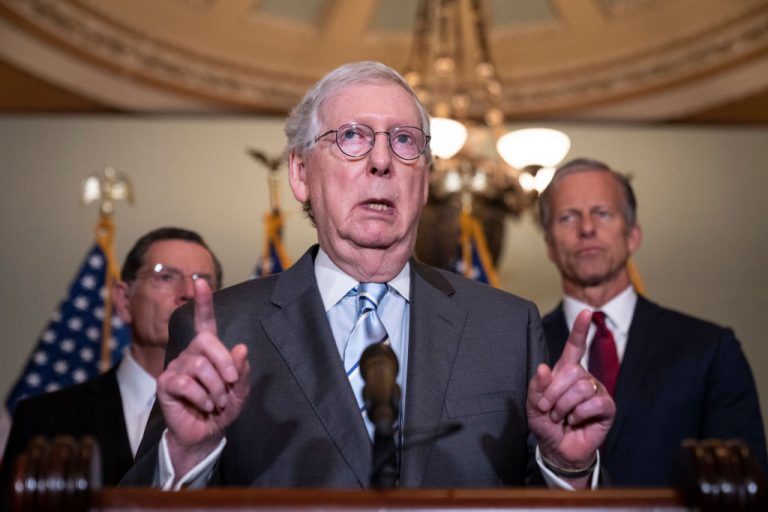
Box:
[95,217,119,372]
[456,186,500,287]
[248,149,292,276]
[80,167,133,372]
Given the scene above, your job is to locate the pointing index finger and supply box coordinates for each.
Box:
[557,308,591,368]
[193,277,218,336]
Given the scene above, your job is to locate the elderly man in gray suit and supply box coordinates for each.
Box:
[122,61,615,490]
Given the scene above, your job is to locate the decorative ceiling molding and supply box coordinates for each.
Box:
[0,0,767,120]
[499,10,768,118]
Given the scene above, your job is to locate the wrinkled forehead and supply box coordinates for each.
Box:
[319,82,423,128]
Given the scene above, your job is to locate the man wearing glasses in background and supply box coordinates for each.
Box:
[0,227,222,492]
[123,62,615,490]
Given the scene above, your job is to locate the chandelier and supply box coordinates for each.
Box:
[404,0,571,219]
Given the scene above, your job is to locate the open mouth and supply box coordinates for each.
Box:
[364,200,393,211]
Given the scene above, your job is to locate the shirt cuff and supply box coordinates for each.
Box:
[535,446,601,490]
[158,429,227,490]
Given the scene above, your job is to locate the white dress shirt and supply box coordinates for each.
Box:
[116,349,157,457]
[563,285,638,367]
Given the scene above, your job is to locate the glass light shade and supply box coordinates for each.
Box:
[496,128,571,169]
[429,117,468,159]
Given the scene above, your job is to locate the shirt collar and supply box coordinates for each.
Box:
[563,285,637,334]
[314,248,411,311]
[116,348,157,406]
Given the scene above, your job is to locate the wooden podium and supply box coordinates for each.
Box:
[92,487,686,511]
[10,436,766,511]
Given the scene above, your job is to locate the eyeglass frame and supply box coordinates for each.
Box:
[314,122,431,161]
[133,263,217,292]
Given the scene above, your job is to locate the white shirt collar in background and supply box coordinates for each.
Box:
[563,285,637,365]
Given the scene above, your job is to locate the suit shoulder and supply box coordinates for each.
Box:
[12,370,114,416]
[217,275,279,300]
[172,275,279,323]
[646,300,733,338]
[426,264,538,312]
[542,305,563,324]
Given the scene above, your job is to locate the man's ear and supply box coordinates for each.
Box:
[627,224,643,255]
[112,281,132,325]
[288,151,309,202]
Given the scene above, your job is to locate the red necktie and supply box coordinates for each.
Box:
[588,311,620,396]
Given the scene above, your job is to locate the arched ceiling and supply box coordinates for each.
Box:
[1,0,767,123]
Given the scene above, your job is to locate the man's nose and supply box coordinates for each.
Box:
[579,215,596,237]
[177,276,196,303]
[368,133,392,176]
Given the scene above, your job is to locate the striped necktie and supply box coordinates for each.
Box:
[344,282,389,413]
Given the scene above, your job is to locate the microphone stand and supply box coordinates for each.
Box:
[371,421,399,489]
[361,344,401,489]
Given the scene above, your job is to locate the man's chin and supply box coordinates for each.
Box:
[347,230,407,250]
[570,267,619,288]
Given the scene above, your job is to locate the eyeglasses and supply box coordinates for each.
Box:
[135,263,216,292]
[315,123,430,161]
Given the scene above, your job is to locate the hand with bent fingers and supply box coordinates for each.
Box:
[527,309,616,484]
[156,278,251,477]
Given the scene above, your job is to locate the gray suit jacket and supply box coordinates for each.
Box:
[123,246,546,488]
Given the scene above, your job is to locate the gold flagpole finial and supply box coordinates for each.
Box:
[80,166,134,218]
[247,149,284,213]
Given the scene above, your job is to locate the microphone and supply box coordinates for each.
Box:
[360,343,400,488]
[360,343,401,435]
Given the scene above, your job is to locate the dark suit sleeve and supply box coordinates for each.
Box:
[701,328,767,469]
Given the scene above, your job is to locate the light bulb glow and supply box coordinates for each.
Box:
[496,128,571,169]
[518,171,536,192]
[534,167,555,193]
[430,117,468,159]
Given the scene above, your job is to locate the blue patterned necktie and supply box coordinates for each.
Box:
[344,282,389,413]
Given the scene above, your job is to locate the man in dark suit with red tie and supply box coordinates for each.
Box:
[539,158,767,486]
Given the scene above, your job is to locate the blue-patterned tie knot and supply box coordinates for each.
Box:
[356,282,388,314]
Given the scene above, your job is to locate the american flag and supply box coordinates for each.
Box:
[0,243,131,452]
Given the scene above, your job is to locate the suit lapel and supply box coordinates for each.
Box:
[400,261,465,487]
[260,247,372,487]
[602,296,666,457]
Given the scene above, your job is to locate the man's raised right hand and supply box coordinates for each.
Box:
[156,278,251,477]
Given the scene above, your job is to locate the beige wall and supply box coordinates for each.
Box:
[1,117,766,440]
